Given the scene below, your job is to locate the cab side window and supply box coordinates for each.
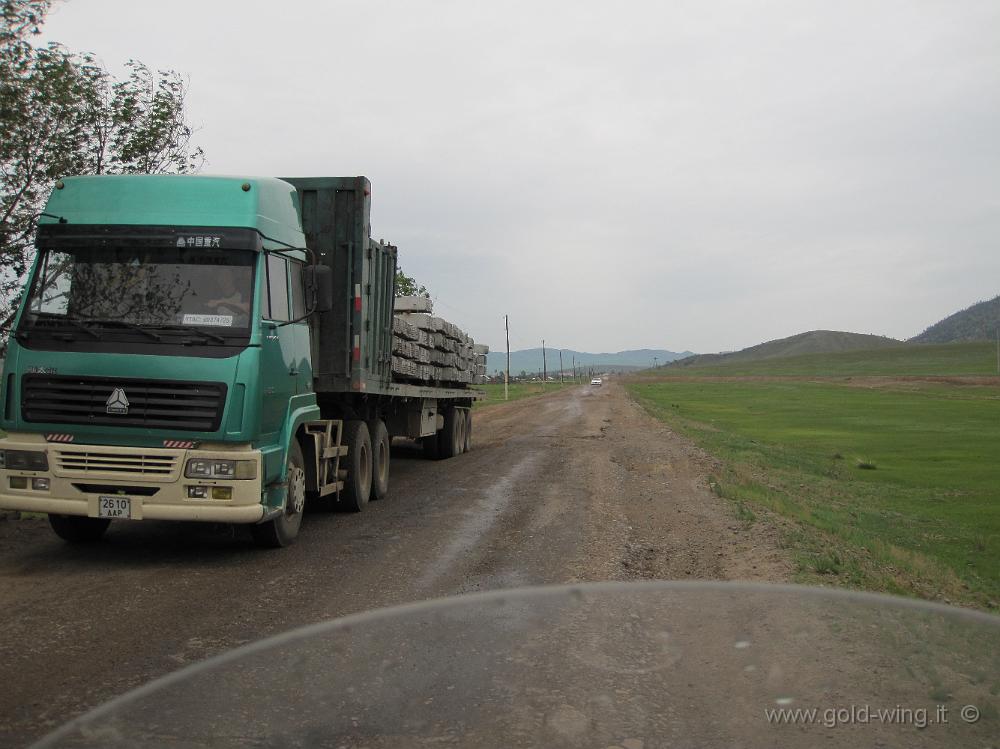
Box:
[265,254,289,322]
[289,261,306,319]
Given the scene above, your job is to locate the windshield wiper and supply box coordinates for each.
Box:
[80,318,162,341]
[30,313,103,340]
[25,314,230,345]
[151,324,227,344]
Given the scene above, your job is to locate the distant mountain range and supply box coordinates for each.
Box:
[480,294,999,376]
[485,348,693,375]
[671,331,901,368]
[910,295,1000,343]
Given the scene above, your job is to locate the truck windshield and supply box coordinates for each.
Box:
[21,247,255,333]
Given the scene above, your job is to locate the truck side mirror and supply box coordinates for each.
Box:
[303,265,333,313]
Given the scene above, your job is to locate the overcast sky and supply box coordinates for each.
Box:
[41,0,1000,354]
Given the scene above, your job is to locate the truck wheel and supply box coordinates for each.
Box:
[251,439,306,548]
[341,420,372,511]
[48,514,110,543]
[457,411,467,454]
[367,419,390,501]
[464,410,473,452]
[438,407,464,459]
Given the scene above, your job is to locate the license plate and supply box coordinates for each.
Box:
[98,496,132,519]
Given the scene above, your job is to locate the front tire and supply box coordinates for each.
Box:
[48,514,110,543]
[341,420,372,512]
[251,439,306,548]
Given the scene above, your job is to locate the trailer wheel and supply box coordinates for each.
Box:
[48,514,110,543]
[457,411,467,454]
[438,406,464,459]
[367,419,390,501]
[341,420,372,511]
[251,439,306,548]
[464,409,473,452]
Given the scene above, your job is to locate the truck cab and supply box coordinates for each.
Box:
[0,175,321,546]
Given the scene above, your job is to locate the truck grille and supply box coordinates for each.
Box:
[55,449,181,482]
[22,375,227,432]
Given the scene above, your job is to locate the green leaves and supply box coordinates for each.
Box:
[395,267,429,298]
[100,59,204,176]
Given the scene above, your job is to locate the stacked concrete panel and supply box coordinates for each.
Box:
[391,299,488,385]
[393,296,434,313]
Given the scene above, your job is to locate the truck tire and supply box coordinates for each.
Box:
[341,420,372,511]
[438,406,464,459]
[464,409,473,452]
[251,438,306,548]
[48,514,110,543]
[367,419,390,501]
[457,410,467,453]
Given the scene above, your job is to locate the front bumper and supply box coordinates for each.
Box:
[0,434,265,524]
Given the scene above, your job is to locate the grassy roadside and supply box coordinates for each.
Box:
[473,381,578,408]
[626,375,1000,610]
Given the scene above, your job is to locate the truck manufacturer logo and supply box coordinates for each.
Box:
[106,388,130,415]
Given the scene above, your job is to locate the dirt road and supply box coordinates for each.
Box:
[0,381,791,747]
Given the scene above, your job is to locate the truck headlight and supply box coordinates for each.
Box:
[3,450,49,471]
[184,458,256,480]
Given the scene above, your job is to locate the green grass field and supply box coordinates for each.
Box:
[473,380,577,407]
[650,341,997,377]
[627,343,1000,609]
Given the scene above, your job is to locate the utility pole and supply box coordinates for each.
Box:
[996,327,999,376]
[572,355,576,383]
[504,315,510,401]
[542,339,547,383]
[653,356,658,369]
[559,350,564,383]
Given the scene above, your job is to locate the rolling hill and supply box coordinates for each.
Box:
[670,330,902,368]
[485,348,693,376]
[656,341,995,377]
[911,295,1000,343]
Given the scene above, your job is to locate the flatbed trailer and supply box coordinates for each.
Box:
[0,174,481,547]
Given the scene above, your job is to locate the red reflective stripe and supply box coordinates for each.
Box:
[353,346,361,361]
[354,295,362,311]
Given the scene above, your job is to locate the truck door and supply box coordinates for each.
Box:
[287,259,312,394]
[259,253,298,443]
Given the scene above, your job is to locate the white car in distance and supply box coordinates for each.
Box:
[590,378,603,386]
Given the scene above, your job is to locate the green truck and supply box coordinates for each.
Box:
[0,175,479,547]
